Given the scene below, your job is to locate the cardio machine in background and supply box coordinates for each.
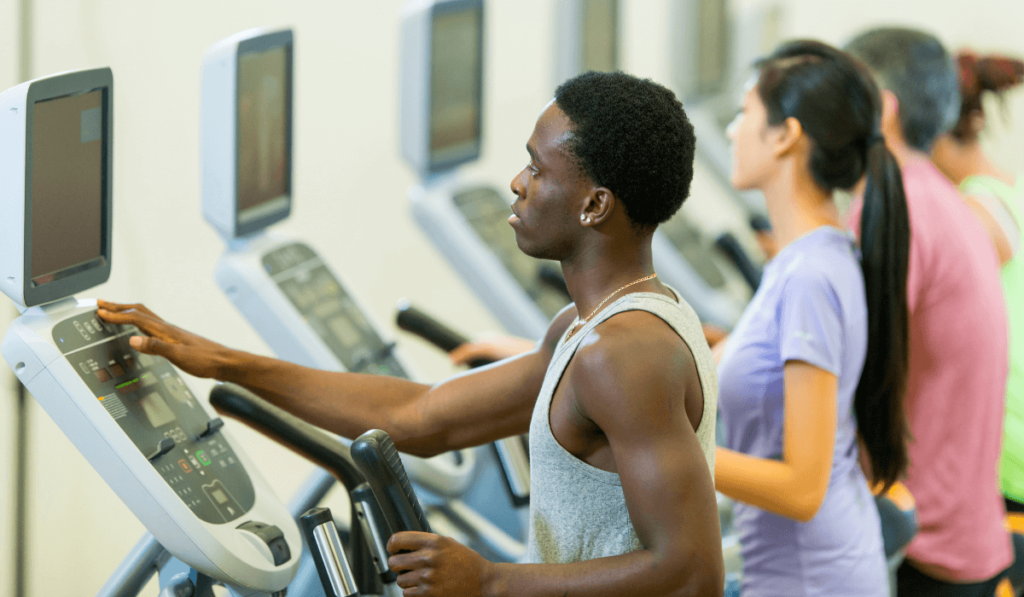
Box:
[199,26,527,559]
[402,0,758,347]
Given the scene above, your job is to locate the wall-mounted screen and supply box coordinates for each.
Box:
[581,0,618,73]
[429,4,483,169]
[30,89,107,287]
[696,0,729,96]
[236,44,291,227]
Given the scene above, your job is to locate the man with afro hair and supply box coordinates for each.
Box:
[98,71,725,596]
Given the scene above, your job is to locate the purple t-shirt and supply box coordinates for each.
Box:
[718,226,887,597]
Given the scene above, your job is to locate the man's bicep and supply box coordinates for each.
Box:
[608,411,721,560]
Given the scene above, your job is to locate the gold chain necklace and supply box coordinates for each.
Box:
[568,273,658,337]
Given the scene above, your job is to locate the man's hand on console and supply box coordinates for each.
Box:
[387,532,495,597]
[96,300,233,379]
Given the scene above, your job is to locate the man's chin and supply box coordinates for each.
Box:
[514,235,545,260]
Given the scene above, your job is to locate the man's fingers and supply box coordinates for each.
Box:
[386,531,436,555]
[129,335,178,359]
[394,569,426,589]
[96,300,132,313]
[98,308,176,342]
[388,549,432,573]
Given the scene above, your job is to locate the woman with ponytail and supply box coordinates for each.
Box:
[931,50,1024,595]
[713,39,909,596]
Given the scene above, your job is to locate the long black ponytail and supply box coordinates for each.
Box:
[757,40,910,490]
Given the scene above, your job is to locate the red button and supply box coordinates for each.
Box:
[95,369,111,382]
[178,459,192,473]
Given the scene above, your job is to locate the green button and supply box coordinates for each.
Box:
[196,450,210,466]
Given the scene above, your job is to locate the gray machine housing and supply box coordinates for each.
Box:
[0,68,303,595]
[0,68,114,308]
[201,28,294,241]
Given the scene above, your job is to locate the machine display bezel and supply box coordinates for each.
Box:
[22,69,113,307]
[233,30,294,238]
[426,0,484,173]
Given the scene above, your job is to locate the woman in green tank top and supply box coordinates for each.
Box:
[931,50,1024,593]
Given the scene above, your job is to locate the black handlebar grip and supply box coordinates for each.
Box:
[749,214,772,233]
[209,383,364,490]
[350,430,431,535]
[537,263,571,300]
[395,301,492,368]
[714,232,763,292]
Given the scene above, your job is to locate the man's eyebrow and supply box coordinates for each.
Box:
[526,143,542,165]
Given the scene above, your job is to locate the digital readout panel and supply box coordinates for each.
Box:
[453,187,570,319]
[262,243,408,378]
[54,311,255,524]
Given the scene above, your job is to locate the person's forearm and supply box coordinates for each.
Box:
[213,348,439,455]
[714,447,823,522]
[487,549,722,597]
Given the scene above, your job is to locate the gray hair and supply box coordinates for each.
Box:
[844,27,960,152]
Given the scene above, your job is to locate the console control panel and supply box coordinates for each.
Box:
[453,187,570,319]
[53,310,256,524]
[262,242,408,377]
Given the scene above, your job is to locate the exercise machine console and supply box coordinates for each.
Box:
[0,68,301,596]
[200,27,526,558]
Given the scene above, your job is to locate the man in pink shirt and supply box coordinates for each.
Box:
[846,28,1013,596]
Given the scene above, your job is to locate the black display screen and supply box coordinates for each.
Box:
[30,89,107,287]
[236,43,291,227]
[429,4,483,169]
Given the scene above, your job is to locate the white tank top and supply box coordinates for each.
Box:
[524,288,718,564]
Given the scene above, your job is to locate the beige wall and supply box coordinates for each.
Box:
[2,0,21,593]
[780,0,1024,170]
[3,0,1024,595]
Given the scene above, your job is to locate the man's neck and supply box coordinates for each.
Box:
[560,236,661,321]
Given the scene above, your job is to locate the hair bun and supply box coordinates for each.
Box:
[957,51,1024,94]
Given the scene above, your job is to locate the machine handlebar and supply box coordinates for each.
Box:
[351,430,431,535]
[395,301,492,368]
[208,383,364,491]
[714,232,763,292]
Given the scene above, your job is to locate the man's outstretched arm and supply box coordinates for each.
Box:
[385,312,725,596]
[97,300,575,457]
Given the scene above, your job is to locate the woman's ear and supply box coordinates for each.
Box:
[771,116,805,158]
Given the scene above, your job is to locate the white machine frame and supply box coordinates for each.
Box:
[201,28,294,241]
[0,68,114,308]
[0,68,302,596]
[3,300,301,594]
[400,0,485,176]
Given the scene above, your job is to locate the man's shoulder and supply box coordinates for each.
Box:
[584,310,687,358]
[571,312,692,399]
